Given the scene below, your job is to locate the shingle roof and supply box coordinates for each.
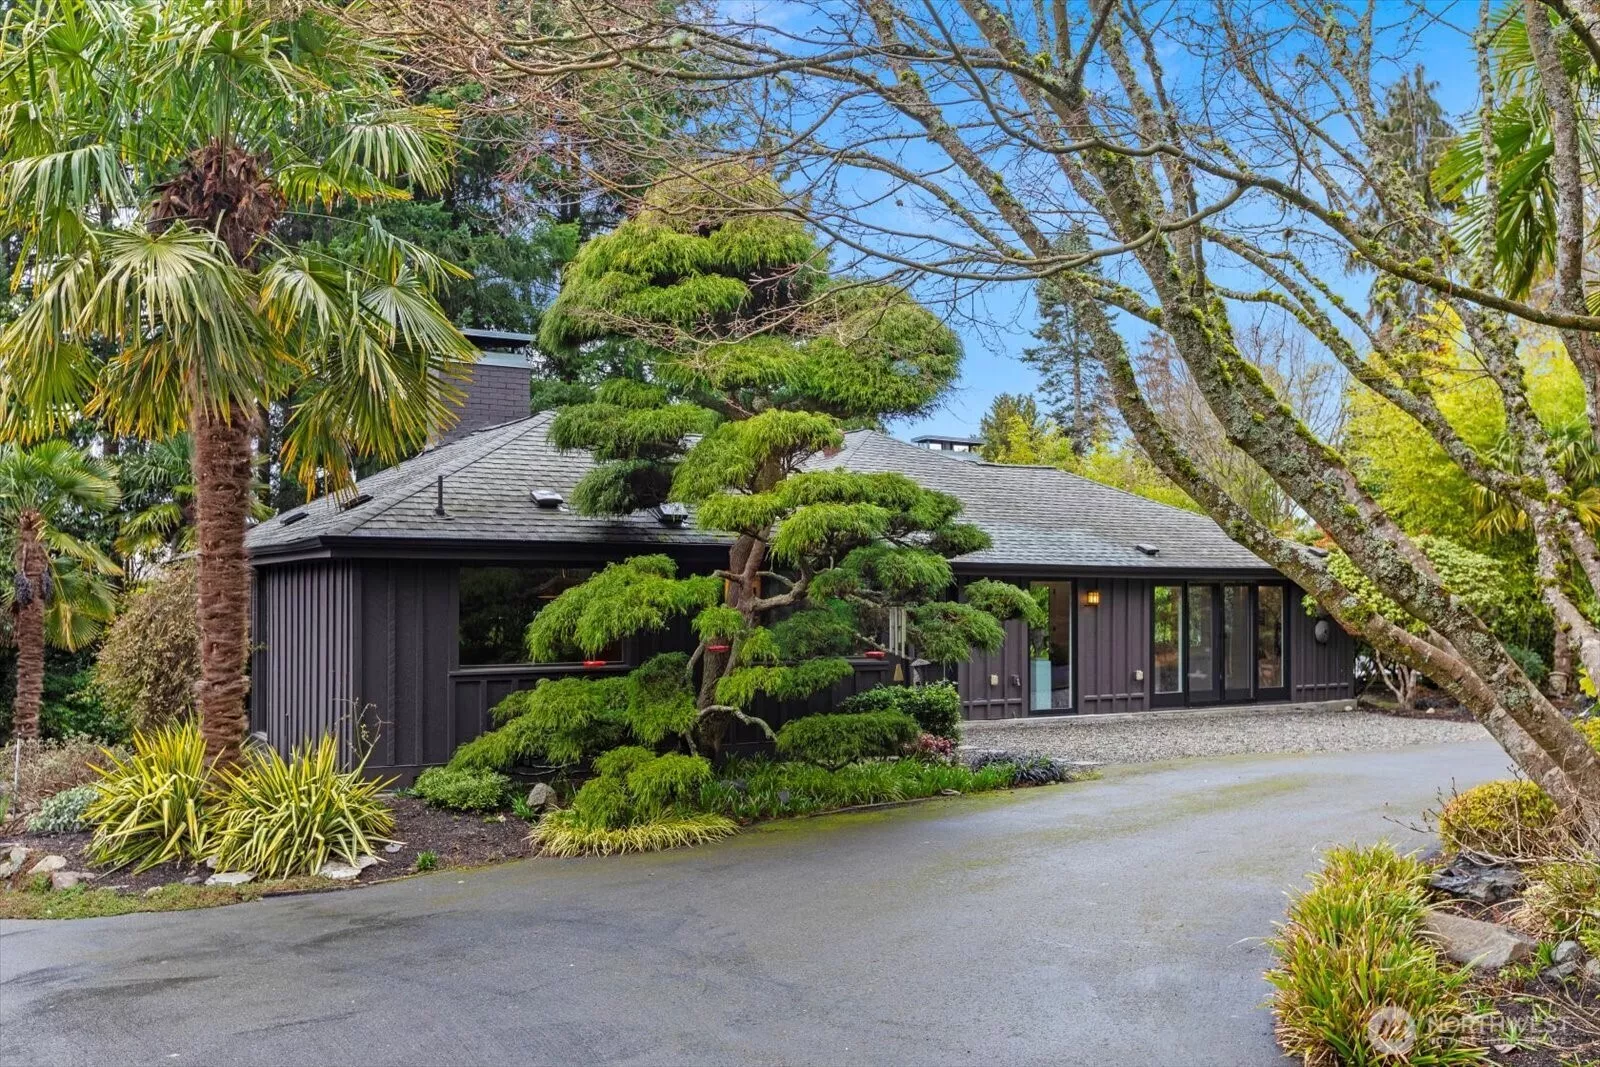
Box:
[246,416,1274,574]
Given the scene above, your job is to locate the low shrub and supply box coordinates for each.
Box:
[207,737,395,878]
[1520,861,1600,958]
[911,733,955,761]
[535,746,734,855]
[699,755,1019,821]
[24,784,98,834]
[412,767,511,812]
[1505,644,1549,688]
[40,672,129,744]
[84,723,212,872]
[448,676,631,771]
[775,710,920,770]
[1266,843,1479,1067]
[1437,779,1561,858]
[840,682,962,739]
[962,749,1075,786]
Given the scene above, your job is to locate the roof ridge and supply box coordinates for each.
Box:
[339,414,549,534]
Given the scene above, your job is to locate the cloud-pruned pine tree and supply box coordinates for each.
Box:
[463,166,1043,760]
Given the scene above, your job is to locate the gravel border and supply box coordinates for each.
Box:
[960,708,1486,766]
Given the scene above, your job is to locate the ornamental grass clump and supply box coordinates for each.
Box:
[1519,860,1600,958]
[84,722,212,872]
[532,745,736,857]
[206,737,394,878]
[1267,844,1481,1067]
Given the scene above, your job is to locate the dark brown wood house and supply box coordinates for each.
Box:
[246,388,1355,779]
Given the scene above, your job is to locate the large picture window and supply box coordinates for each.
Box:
[1152,585,1183,695]
[457,566,619,666]
[1257,584,1286,692]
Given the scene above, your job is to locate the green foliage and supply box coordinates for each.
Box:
[569,775,634,830]
[625,753,714,809]
[1505,644,1549,687]
[93,561,200,732]
[25,784,97,834]
[908,601,1007,663]
[526,555,720,660]
[207,737,395,879]
[697,755,1018,821]
[1520,861,1600,958]
[411,767,511,813]
[84,723,212,873]
[1266,843,1480,1067]
[39,669,127,743]
[775,710,921,770]
[715,657,856,708]
[590,745,658,780]
[625,653,698,744]
[963,580,1049,630]
[414,850,439,872]
[533,811,739,857]
[1437,779,1562,857]
[839,682,963,739]
[449,677,630,771]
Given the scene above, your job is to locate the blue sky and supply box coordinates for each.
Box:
[894,2,1483,441]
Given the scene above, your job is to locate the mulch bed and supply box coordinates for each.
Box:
[1359,694,1479,723]
[0,793,534,900]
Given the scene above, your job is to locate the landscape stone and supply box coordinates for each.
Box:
[1553,940,1583,965]
[318,861,363,881]
[49,870,83,891]
[0,845,29,878]
[355,855,378,870]
[526,783,558,812]
[1421,912,1537,970]
[1427,855,1525,905]
[204,871,256,887]
[383,842,404,854]
[28,854,67,876]
[182,876,203,885]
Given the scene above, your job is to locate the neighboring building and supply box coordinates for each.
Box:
[245,411,1355,781]
[911,433,984,458]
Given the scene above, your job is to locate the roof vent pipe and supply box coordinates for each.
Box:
[435,474,446,516]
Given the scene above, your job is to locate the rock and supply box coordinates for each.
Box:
[939,788,961,796]
[383,842,404,854]
[143,886,162,898]
[182,876,202,885]
[525,783,558,812]
[355,855,378,871]
[1422,912,1538,970]
[1585,958,1599,981]
[0,845,29,879]
[1427,855,1525,905]
[202,855,218,870]
[317,861,364,881]
[1553,940,1583,965]
[28,854,67,876]
[1542,961,1581,982]
[49,870,83,891]
[204,871,255,887]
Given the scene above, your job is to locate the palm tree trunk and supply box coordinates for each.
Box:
[11,513,47,740]
[192,403,256,764]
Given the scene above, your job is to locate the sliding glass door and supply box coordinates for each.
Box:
[1152,582,1290,706]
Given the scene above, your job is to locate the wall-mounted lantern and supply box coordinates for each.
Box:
[1084,588,1102,607]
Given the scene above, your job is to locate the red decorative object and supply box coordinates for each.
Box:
[862,649,887,659]
[582,659,608,668]
[707,643,731,654]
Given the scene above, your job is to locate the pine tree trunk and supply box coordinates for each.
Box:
[192,402,256,765]
[10,513,46,740]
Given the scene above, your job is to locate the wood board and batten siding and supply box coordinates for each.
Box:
[249,560,361,761]
[1291,606,1356,703]
[1075,577,1150,714]
[957,617,1030,719]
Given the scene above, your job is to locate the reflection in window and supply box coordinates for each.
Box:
[1029,581,1073,710]
[1257,585,1285,690]
[1186,585,1215,694]
[1223,585,1252,692]
[458,566,617,666]
[1153,585,1182,694]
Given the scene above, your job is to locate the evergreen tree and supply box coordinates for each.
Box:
[1021,227,1113,454]
[456,167,1043,762]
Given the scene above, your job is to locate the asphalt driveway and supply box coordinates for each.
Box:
[1,740,1512,1067]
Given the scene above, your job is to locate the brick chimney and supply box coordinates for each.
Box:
[439,328,535,444]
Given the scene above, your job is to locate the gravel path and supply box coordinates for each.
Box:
[963,708,1487,766]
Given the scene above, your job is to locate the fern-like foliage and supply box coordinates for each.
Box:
[527,555,720,660]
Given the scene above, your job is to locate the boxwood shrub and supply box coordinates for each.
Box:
[839,682,962,739]
[412,767,512,813]
[1437,779,1561,857]
[775,710,921,770]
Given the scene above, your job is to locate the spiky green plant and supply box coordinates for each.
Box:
[84,723,212,872]
[206,737,394,878]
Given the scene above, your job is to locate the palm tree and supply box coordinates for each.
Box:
[116,434,272,578]
[0,441,120,739]
[0,1,477,762]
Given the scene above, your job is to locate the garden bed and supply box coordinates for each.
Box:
[0,794,534,919]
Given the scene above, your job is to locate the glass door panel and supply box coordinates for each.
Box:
[1028,581,1073,712]
[1152,585,1184,706]
[1223,585,1253,701]
[1256,584,1288,699]
[1186,585,1220,703]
